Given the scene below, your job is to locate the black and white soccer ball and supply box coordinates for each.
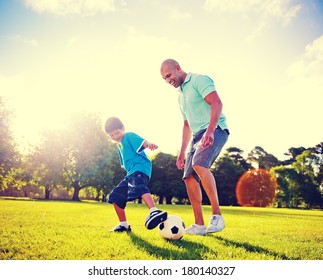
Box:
[158,215,185,240]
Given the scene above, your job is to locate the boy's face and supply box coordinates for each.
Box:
[108,128,124,143]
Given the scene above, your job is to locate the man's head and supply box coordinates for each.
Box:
[105,117,125,143]
[160,59,187,88]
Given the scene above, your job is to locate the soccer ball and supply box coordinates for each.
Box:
[158,215,185,240]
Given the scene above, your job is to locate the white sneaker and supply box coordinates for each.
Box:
[207,215,225,233]
[185,224,207,236]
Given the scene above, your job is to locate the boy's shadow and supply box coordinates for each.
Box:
[129,232,218,260]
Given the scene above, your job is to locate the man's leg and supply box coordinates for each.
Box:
[193,165,221,215]
[184,175,204,225]
[193,164,225,233]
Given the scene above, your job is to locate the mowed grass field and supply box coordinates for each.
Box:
[0,198,322,260]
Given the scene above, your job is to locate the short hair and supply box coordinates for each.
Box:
[105,117,124,133]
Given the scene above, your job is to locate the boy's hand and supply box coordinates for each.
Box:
[144,141,158,151]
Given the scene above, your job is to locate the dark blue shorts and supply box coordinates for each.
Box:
[108,171,150,209]
[183,126,229,182]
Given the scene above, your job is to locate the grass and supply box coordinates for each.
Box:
[0,198,322,260]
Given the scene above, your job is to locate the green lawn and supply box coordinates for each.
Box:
[0,198,322,260]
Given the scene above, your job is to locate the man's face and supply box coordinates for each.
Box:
[161,64,182,88]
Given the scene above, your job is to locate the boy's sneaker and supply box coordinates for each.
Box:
[145,210,167,230]
[185,224,207,236]
[110,225,132,233]
[207,215,225,233]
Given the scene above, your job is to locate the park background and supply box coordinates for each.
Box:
[0,2,323,272]
[1,0,322,208]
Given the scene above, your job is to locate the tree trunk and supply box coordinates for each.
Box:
[45,188,51,200]
[72,181,80,201]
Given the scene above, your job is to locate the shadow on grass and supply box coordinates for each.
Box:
[129,233,218,260]
[212,236,295,260]
[129,233,295,260]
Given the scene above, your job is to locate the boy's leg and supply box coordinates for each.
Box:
[110,203,131,232]
[126,172,167,230]
[113,202,127,223]
[141,193,156,209]
[142,193,167,230]
[108,179,131,233]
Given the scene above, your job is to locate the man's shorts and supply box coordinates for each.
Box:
[108,171,150,209]
[183,126,229,181]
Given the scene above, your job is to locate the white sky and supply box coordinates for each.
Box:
[1,0,322,159]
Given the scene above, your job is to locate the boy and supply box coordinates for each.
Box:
[105,116,167,232]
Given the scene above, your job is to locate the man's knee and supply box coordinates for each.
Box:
[193,164,207,173]
[183,175,198,185]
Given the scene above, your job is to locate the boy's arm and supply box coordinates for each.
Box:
[142,140,158,151]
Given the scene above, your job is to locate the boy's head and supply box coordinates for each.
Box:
[105,117,125,143]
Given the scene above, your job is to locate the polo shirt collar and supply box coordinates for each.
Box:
[180,72,192,91]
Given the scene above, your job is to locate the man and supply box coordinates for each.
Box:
[160,59,229,235]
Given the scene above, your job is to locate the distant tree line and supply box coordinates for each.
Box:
[1,97,322,208]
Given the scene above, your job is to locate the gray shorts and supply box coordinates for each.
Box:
[183,127,229,181]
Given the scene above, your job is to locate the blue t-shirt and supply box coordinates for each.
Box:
[117,132,152,178]
[179,72,228,134]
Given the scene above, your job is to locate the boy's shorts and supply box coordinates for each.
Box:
[108,171,150,209]
[183,126,229,182]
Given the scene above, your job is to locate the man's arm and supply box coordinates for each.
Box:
[177,120,191,170]
[202,91,223,148]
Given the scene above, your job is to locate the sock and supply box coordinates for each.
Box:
[195,224,206,229]
[150,207,158,213]
[120,221,129,228]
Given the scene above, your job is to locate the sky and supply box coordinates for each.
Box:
[0,0,322,160]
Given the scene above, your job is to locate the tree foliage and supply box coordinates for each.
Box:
[0,96,322,208]
[212,147,251,206]
[150,152,186,204]
[0,97,21,191]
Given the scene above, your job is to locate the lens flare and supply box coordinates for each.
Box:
[236,169,278,207]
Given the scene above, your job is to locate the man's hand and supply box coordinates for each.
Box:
[201,129,214,148]
[176,153,185,170]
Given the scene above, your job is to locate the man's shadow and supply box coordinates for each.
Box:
[129,233,294,260]
[211,236,295,260]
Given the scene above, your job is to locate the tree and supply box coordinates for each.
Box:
[30,129,66,199]
[150,152,186,204]
[281,147,306,166]
[271,165,300,208]
[212,147,251,206]
[62,112,115,201]
[292,149,322,208]
[247,146,279,169]
[0,96,20,191]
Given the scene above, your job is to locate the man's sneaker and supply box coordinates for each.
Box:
[207,215,225,233]
[109,225,131,233]
[185,224,207,236]
[145,210,167,230]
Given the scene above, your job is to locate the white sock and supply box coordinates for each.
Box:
[150,207,158,213]
[195,224,206,229]
[120,221,129,228]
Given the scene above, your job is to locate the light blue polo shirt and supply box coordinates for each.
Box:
[117,132,152,178]
[178,72,228,134]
